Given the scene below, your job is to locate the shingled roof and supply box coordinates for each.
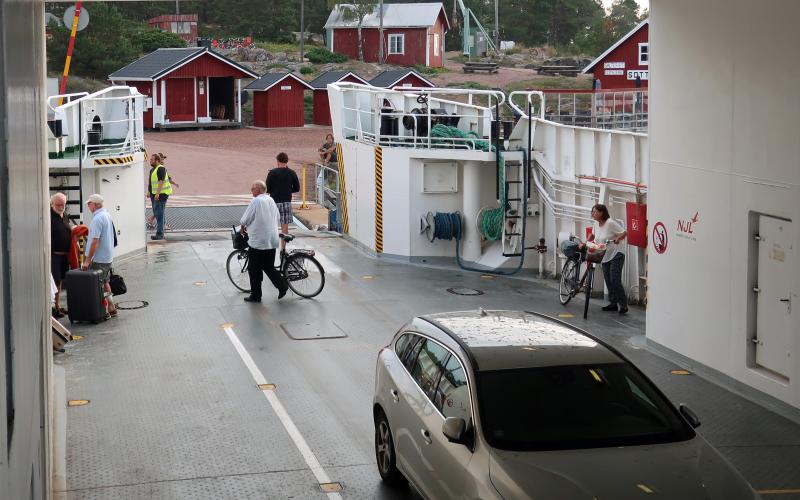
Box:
[368,70,434,89]
[244,72,313,92]
[307,71,368,89]
[109,47,257,81]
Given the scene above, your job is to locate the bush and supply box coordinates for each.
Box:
[414,64,447,76]
[306,47,347,64]
[132,29,186,53]
[300,66,315,75]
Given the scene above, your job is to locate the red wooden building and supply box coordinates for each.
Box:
[245,73,313,128]
[147,14,199,45]
[324,3,449,67]
[309,71,368,126]
[368,70,434,89]
[110,47,257,129]
[582,19,649,90]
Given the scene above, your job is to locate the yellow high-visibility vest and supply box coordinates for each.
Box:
[150,165,173,196]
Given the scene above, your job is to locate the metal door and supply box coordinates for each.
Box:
[755,216,794,377]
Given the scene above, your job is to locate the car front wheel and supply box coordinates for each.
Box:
[375,410,406,486]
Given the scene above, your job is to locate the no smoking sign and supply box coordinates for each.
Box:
[653,221,668,254]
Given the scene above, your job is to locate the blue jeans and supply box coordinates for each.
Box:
[601,253,627,308]
[151,196,167,237]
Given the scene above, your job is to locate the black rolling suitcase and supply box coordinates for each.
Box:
[65,269,105,324]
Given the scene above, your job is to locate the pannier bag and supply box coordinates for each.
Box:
[231,226,249,250]
[560,239,581,260]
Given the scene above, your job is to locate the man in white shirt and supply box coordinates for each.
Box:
[240,180,288,303]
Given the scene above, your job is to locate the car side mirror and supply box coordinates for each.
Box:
[442,417,467,443]
[679,404,701,428]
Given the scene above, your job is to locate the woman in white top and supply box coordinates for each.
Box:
[588,204,628,314]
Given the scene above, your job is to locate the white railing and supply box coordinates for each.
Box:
[532,89,648,132]
[332,82,502,151]
[49,87,145,163]
[79,93,145,161]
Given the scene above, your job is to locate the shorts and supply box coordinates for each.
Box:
[51,253,69,284]
[277,202,293,225]
[90,262,112,284]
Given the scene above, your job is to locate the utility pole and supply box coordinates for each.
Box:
[494,0,499,54]
[379,0,384,64]
[300,0,305,62]
[175,0,179,15]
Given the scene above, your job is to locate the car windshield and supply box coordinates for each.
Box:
[477,363,695,451]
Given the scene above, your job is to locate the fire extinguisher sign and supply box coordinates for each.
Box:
[653,222,668,254]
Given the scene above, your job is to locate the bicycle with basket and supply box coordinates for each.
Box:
[226,226,325,299]
[558,236,610,319]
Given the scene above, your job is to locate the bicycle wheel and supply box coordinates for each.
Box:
[282,253,325,298]
[583,263,594,319]
[226,249,251,293]
[559,259,579,305]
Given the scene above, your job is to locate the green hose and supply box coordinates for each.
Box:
[479,153,506,241]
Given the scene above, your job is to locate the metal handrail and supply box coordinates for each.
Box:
[508,90,545,119]
[47,92,89,113]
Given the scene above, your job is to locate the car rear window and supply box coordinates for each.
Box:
[477,363,695,451]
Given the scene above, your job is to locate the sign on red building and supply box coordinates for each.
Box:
[582,19,649,90]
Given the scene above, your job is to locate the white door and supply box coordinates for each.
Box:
[755,216,794,378]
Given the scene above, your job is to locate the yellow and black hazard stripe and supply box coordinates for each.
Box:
[93,155,134,166]
[335,143,349,234]
[374,147,383,253]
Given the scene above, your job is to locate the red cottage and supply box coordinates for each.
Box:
[147,14,199,45]
[309,71,368,126]
[324,3,449,68]
[582,19,649,90]
[246,73,313,129]
[368,70,434,89]
[109,47,258,129]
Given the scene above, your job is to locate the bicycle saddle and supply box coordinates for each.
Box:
[280,234,295,242]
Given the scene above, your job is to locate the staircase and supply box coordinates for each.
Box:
[500,150,527,258]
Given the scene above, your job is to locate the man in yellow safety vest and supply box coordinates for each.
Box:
[148,153,177,240]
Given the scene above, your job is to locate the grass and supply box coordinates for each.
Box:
[414,64,448,76]
[255,42,300,54]
[447,81,490,90]
[504,76,592,93]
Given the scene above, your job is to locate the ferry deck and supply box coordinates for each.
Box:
[53,230,800,499]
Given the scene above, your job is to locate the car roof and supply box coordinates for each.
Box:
[419,310,623,371]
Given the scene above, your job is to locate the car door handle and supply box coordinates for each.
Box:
[389,389,399,403]
[420,428,432,445]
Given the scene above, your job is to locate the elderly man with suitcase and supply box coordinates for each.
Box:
[79,193,117,319]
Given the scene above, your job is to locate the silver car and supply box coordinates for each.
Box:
[373,310,759,499]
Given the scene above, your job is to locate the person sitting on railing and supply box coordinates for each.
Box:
[318,134,337,166]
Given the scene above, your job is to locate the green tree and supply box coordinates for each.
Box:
[608,0,642,40]
[47,3,139,80]
[334,0,376,61]
[132,28,186,53]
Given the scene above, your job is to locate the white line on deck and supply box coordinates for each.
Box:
[223,326,343,500]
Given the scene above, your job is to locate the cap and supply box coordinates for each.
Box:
[86,194,104,204]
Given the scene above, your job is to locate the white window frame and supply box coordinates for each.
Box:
[638,43,649,66]
[388,34,405,55]
[434,33,440,57]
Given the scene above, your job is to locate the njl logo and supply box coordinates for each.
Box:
[677,212,699,234]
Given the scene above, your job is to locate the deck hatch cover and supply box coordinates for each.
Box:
[280,321,348,340]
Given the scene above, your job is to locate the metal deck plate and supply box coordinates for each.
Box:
[280,321,348,340]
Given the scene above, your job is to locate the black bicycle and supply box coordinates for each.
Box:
[226,232,325,299]
[558,238,608,319]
